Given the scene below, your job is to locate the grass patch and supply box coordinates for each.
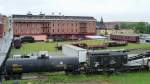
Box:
[6,40,150,84]
[10,40,150,55]
[10,40,104,55]
[3,71,150,84]
[110,71,150,84]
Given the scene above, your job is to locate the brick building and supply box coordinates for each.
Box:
[12,14,96,40]
[0,15,3,38]
[0,24,3,38]
[0,15,8,38]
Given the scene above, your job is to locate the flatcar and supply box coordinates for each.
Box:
[87,45,107,49]
[106,41,127,47]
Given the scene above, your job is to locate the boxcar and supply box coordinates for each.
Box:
[110,34,139,43]
[21,36,35,43]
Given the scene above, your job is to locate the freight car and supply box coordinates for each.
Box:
[80,51,150,73]
[2,49,150,80]
[84,52,128,73]
[56,43,87,50]
[3,51,128,80]
[20,36,35,43]
[124,51,150,70]
[110,34,139,43]
[106,41,127,47]
[87,44,107,49]
[13,37,22,49]
[4,56,79,80]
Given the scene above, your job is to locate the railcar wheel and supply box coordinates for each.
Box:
[12,74,22,80]
[4,75,10,80]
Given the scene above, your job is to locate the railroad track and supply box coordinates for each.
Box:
[21,72,65,80]
[127,48,150,54]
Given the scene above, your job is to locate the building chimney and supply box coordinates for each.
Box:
[39,12,45,16]
[59,12,61,16]
[27,11,32,15]
[52,12,55,16]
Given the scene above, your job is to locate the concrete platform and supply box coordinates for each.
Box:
[0,31,13,70]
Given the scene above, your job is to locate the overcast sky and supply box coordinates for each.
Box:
[0,0,150,22]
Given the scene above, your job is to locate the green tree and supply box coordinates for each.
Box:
[120,23,128,29]
[134,22,146,33]
[100,17,104,24]
[114,24,120,30]
[144,24,150,34]
[120,22,149,34]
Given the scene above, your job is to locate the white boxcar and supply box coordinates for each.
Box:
[13,54,22,58]
[62,45,87,63]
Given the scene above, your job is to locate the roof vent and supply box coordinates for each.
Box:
[39,12,45,16]
[27,11,32,15]
[59,12,61,16]
[52,12,55,16]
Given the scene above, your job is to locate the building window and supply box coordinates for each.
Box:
[52,29,54,32]
[76,29,78,32]
[62,23,64,26]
